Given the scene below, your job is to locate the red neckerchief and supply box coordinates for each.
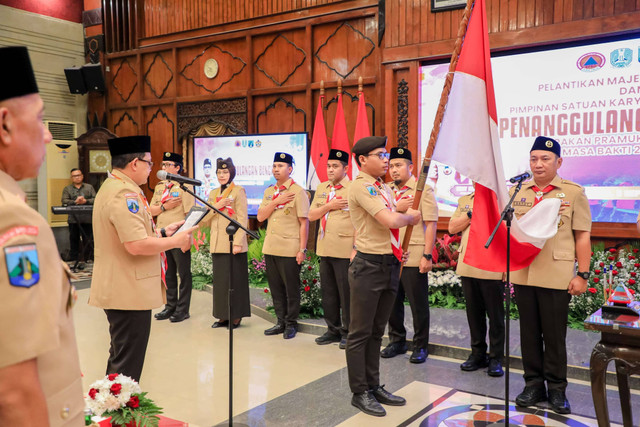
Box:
[373,180,402,262]
[531,184,555,206]
[160,182,174,204]
[319,183,343,239]
[215,183,236,215]
[273,179,295,209]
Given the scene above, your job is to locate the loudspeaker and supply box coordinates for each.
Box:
[81,63,105,92]
[64,67,87,94]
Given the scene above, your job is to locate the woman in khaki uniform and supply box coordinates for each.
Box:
[0,46,84,426]
[207,158,250,328]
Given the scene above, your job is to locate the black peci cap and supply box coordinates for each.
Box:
[108,136,151,157]
[163,152,183,164]
[328,149,349,162]
[530,136,561,157]
[216,157,236,181]
[389,147,412,162]
[0,46,39,102]
[274,152,294,165]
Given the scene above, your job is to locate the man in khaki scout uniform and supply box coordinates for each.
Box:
[0,46,84,426]
[89,136,194,382]
[381,147,437,364]
[449,189,505,377]
[257,152,310,339]
[347,136,421,417]
[150,152,194,323]
[511,136,591,415]
[309,149,354,349]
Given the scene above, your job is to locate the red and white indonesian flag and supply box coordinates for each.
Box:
[308,95,329,190]
[351,91,370,178]
[432,0,560,272]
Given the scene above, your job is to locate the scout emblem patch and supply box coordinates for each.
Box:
[366,185,378,196]
[4,243,40,287]
[171,191,179,197]
[126,196,140,213]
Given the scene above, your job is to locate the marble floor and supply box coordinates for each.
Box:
[74,287,637,426]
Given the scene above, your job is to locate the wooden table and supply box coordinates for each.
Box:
[585,303,640,427]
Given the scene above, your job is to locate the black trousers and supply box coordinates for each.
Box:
[164,248,192,315]
[265,255,301,327]
[461,276,505,360]
[68,222,93,261]
[346,253,400,393]
[319,257,350,337]
[104,309,152,383]
[387,266,430,349]
[514,284,571,391]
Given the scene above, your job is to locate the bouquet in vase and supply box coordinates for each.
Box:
[85,373,162,427]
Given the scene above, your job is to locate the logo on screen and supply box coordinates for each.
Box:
[576,52,605,72]
[248,140,254,148]
[235,140,241,147]
[256,140,262,147]
[610,48,632,68]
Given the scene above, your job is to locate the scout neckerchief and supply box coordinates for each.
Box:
[319,182,343,239]
[215,182,236,215]
[373,180,402,262]
[272,179,295,209]
[531,184,555,207]
[160,181,174,204]
[394,184,411,202]
[109,171,168,287]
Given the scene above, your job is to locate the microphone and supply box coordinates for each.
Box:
[156,170,202,186]
[509,171,531,183]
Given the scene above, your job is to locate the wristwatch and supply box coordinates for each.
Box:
[160,204,166,212]
[577,271,590,280]
[423,253,433,261]
[466,211,472,219]
[299,248,308,254]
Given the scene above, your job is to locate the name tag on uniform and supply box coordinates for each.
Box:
[4,243,40,287]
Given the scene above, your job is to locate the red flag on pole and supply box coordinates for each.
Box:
[351,91,370,178]
[432,0,559,272]
[331,93,352,174]
[308,95,329,190]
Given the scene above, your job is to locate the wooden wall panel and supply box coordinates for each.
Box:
[252,30,309,89]
[144,106,176,188]
[142,51,175,100]
[108,56,140,105]
[254,93,308,134]
[111,109,140,137]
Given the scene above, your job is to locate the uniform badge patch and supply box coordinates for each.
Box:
[4,243,40,287]
[366,185,378,196]
[284,207,291,215]
[171,191,179,197]
[126,197,140,213]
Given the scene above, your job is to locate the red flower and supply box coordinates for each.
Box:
[307,266,313,271]
[594,269,601,274]
[593,277,600,283]
[634,248,639,253]
[631,272,637,277]
[612,270,619,276]
[630,289,636,295]
[616,261,623,268]
[588,287,597,294]
[312,279,317,284]
[263,288,269,293]
[609,248,617,253]
[635,263,640,268]
[126,395,140,409]
[599,262,605,267]
[608,256,615,261]
[304,286,310,292]
[107,373,119,381]
[629,255,636,260]
[629,279,636,285]
[88,388,99,399]
[110,383,122,396]
[302,279,308,285]
[590,251,594,256]
[605,288,610,293]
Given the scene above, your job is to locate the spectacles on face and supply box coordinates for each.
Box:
[364,152,390,160]
[161,162,176,168]
[71,174,83,178]
[138,158,154,168]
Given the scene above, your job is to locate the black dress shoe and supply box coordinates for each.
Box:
[154,308,174,320]
[339,338,347,350]
[232,319,242,329]
[487,358,504,377]
[315,331,341,345]
[460,354,489,371]
[211,320,229,328]
[548,389,571,414]
[351,391,386,417]
[371,385,406,406]
[380,342,408,358]
[283,325,297,339]
[264,323,285,335]
[515,385,547,407]
[409,347,428,364]
[169,312,190,323]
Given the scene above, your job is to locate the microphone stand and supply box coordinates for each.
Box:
[484,177,525,427]
[177,182,258,427]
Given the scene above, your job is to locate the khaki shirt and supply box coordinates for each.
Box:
[311,176,354,259]
[150,180,194,228]
[260,178,310,257]
[206,184,249,253]
[89,169,166,310]
[453,193,503,280]
[0,170,84,426]
[391,176,439,267]
[350,171,395,255]
[510,175,592,290]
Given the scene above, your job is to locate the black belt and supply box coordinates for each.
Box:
[356,251,399,265]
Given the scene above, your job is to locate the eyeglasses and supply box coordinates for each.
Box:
[364,152,390,160]
[161,162,176,167]
[138,158,154,168]
[71,174,83,178]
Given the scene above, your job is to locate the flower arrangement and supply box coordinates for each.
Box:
[432,234,461,271]
[85,374,162,427]
[191,226,212,289]
[299,252,323,318]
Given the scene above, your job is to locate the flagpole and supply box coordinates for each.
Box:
[400,0,475,258]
